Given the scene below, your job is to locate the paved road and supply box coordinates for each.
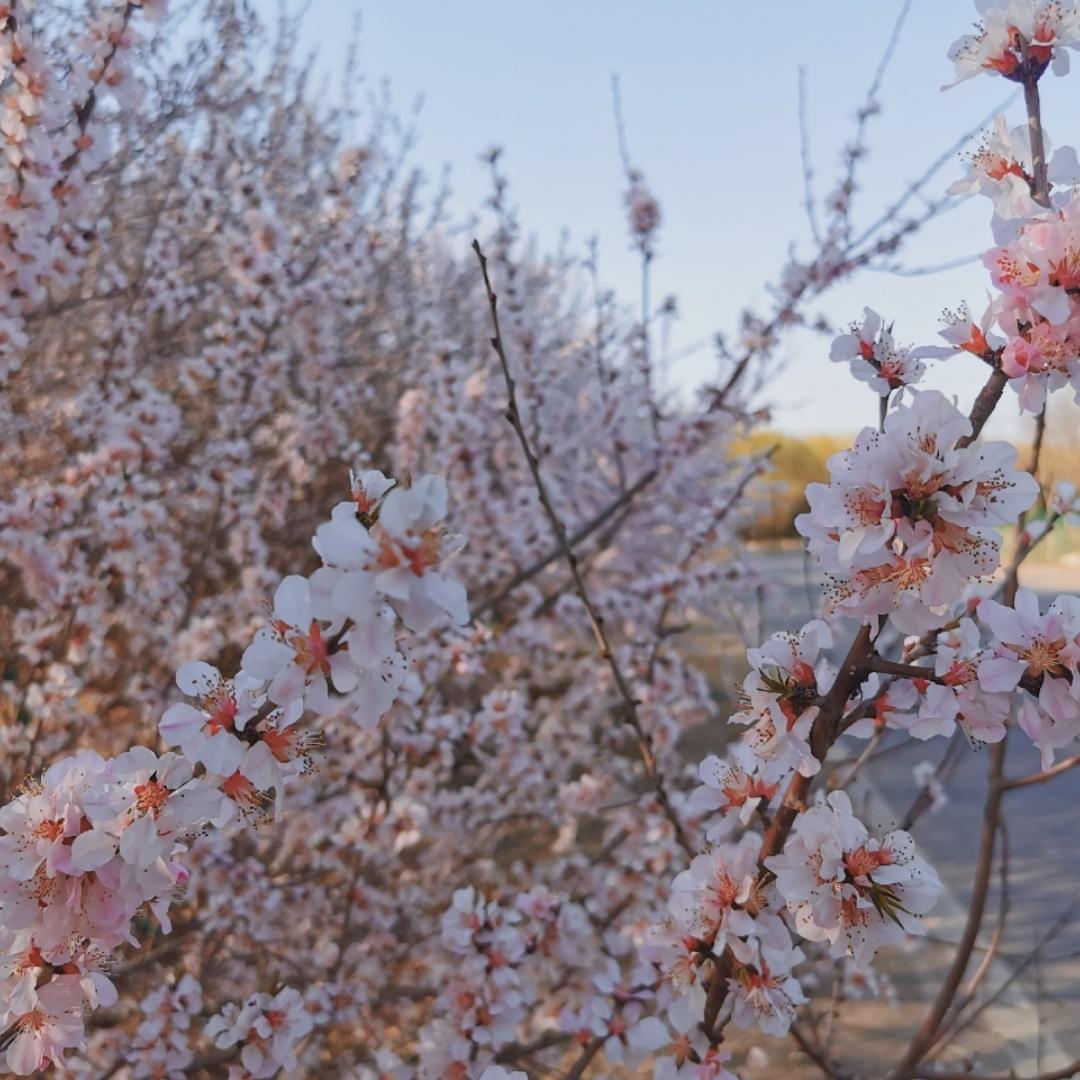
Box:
[684,546,1080,1076]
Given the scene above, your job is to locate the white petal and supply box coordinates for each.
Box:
[199,731,246,776]
[241,634,294,680]
[119,813,159,868]
[71,828,117,871]
[176,660,220,697]
[273,575,311,627]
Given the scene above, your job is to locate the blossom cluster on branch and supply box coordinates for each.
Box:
[625,2,1080,1076]
[0,469,465,1073]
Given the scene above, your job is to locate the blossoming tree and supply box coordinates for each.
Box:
[3,0,1080,1077]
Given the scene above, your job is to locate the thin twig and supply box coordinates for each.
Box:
[473,239,693,858]
[889,741,1007,1079]
[797,66,822,245]
[471,468,658,619]
[931,903,1078,1062]
[901,730,965,831]
[564,1036,604,1080]
[1003,751,1080,791]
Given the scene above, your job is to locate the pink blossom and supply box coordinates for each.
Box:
[205,987,314,1078]
[159,662,258,776]
[797,390,1038,633]
[765,791,941,968]
[830,308,924,395]
[3,974,85,1075]
[947,1,1080,86]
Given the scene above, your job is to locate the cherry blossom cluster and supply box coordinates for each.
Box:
[128,973,203,1076]
[796,389,1038,633]
[875,616,1012,745]
[764,791,941,970]
[921,104,1080,412]
[730,618,835,780]
[0,4,770,1067]
[640,634,945,1066]
[949,112,1080,225]
[635,3,1080,1074]
[977,588,1080,766]
[0,0,159,381]
[947,0,1080,84]
[0,471,466,1073]
[204,987,313,1078]
[829,308,925,396]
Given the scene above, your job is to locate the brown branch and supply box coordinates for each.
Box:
[183,1047,240,1076]
[704,624,876,1039]
[1003,751,1080,791]
[790,1018,857,1080]
[958,367,1008,448]
[494,1030,572,1064]
[929,902,1078,1064]
[861,657,946,684]
[701,948,734,1036]
[471,467,658,619]
[473,239,693,858]
[1021,54,1052,208]
[1029,409,1048,478]
[889,740,1006,1079]
[948,821,1010,1019]
[564,1036,605,1080]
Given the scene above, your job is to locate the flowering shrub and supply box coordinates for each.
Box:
[3,0,1079,1078]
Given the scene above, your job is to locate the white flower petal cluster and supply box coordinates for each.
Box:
[797,390,1038,633]
[873,618,1010,744]
[731,620,835,778]
[205,986,313,1078]
[0,974,86,1075]
[978,588,1080,766]
[830,308,925,396]
[0,470,468,1074]
[764,791,941,969]
[130,973,204,1077]
[726,913,808,1038]
[950,114,1080,230]
[947,0,1080,86]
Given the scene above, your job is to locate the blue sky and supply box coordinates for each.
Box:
[258,0,1080,438]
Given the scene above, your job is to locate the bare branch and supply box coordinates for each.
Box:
[473,239,693,858]
[890,741,1007,1079]
[1003,751,1080,791]
[471,468,658,619]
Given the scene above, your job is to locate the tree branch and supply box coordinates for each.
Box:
[471,467,658,619]
[473,239,693,858]
[889,741,1006,1079]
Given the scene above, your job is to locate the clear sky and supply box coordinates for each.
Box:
[257,0,1080,439]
